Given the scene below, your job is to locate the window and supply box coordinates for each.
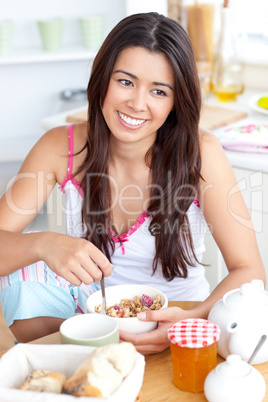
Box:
[232,0,268,64]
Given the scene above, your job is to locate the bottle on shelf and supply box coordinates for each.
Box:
[184,0,215,98]
[211,0,244,102]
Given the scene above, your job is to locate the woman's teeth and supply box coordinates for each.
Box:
[118,112,146,126]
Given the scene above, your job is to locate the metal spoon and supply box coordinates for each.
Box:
[100,275,106,315]
[247,334,267,365]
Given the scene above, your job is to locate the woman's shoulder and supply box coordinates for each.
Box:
[39,122,87,151]
[198,127,232,181]
[33,123,88,184]
[198,127,226,160]
[198,127,220,147]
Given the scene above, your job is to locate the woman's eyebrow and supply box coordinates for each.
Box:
[114,69,137,79]
[153,81,173,91]
[114,69,173,91]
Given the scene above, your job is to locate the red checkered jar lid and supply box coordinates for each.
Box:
[167,318,221,348]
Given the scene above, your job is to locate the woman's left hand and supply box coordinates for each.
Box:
[119,307,189,355]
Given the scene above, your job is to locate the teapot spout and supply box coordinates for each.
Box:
[227,321,238,334]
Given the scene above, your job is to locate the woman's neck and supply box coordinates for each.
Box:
[109,136,153,168]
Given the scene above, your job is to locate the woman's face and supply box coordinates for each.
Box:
[102,46,175,148]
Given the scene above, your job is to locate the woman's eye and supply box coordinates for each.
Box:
[119,79,133,87]
[152,89,167,97]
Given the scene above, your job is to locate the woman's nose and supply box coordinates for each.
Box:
[127,88,148,112]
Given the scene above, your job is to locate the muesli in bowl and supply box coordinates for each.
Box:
[86,284,168,334]
[94,293,163,318]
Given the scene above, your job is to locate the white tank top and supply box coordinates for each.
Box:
[59,126,210,301]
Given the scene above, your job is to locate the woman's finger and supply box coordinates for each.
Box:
[120,328,170,354]
[137,307,183,323]
[119,325,168,346]
[64,271,82,287]
[77,256,103,283]
[119,330,158,346]
[71,265,96,285]
[133,343,169,355]
[86,242,113,276]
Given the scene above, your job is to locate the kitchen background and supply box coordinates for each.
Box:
[0,0,268,291]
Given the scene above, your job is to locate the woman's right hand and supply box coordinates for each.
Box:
[39,232,113,286]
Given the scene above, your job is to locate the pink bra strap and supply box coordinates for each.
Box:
[58,125,75,192]
[67,125,74,177]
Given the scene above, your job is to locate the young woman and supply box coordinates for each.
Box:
[0,12,265,354]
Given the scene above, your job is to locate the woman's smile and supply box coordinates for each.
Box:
[117,111,147,129]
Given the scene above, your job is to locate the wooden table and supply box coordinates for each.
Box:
[1,301,268,401]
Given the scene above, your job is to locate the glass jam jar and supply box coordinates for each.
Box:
[168,318,221,393]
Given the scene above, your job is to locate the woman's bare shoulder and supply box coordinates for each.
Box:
[198,127,233,180]
[198,127,220,147]
[25,123,88,184]
[39,121,85,140]
[38,123,87,152]
[38,125,67,148]
[198,127,226,162]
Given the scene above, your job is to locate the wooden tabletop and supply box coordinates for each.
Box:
[1,301,268,401]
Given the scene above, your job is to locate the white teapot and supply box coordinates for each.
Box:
[204,354,266,402]
[208,280,268,364]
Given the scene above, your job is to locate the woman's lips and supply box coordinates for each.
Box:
[117,111,147,129]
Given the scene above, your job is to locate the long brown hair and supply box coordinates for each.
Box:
[77,12,202,280]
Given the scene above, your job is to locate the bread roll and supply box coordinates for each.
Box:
[63,342,137,398]
[19,369,67,393]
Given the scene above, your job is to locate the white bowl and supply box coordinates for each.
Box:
[86,284,168,334]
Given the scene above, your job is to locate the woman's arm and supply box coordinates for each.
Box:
[0,127,60,273]
[192,129,265,317]
[0,126,112,284]
[120,130,266,354]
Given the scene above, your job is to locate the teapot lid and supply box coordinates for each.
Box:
[167,318,220,348]
[224,280,267,308]
[216,355,251,378]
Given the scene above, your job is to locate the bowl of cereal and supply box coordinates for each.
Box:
[86,284,168,334]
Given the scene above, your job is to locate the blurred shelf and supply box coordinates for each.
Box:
[0,46,96,65]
